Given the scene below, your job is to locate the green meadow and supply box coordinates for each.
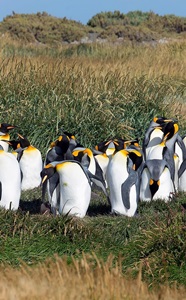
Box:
[0,36,186,298]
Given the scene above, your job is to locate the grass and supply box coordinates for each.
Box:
[0,41,186,153]
[2,254,186,300]
[1,189,186,289]
[0,38,186,296]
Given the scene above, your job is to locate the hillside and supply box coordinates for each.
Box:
[0,10,186,45]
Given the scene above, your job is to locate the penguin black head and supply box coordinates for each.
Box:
[17,134,30,149]
[63,131,76,140]
[95,140,112,153]
[41,164,56,183]
[73,148,92,165]
[55,134,70,154]
[113,138,140,153]
[5,139,22,151]
[128,149,143,171]
[0,123,17,134]
[153,116,173,125]
[113,138,127,152]
[162,121,179,141]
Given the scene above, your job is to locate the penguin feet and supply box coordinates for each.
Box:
[168,192,177,201]
[40,202,51,215]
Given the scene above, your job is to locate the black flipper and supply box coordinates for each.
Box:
[17,149,24,162]
[49,172,60,199]
[121,170,137,210]
[178,159,186,178]
[177,135,186,161]
[42,179,48,202]
[20,170,23,182]
[163,147,175,184]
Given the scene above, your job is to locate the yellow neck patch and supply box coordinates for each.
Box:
[0,134,10,140]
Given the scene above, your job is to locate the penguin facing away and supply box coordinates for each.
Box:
[45,134,70,165]
[106,149,139,217]
[41,160,91,218]
[0,146,21,210]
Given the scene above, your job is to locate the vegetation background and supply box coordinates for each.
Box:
[0,10,186,299]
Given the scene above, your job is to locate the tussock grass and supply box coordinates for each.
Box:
[0,41,185,153]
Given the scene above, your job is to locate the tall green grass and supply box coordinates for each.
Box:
[0,42,185,154]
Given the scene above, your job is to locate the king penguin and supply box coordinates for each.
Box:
[140,159,174,202]
[143,116,173,160]
[15,134,43,191]
[106,149,140,217]
[41,160,91,218]
[0,145,21,210]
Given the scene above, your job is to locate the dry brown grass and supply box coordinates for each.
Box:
[0,254,186,300]
[0,39,186,80]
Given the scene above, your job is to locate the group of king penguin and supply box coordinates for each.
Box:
[1,116,186,218]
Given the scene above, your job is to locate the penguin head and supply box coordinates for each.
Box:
[17,134,31,149]
[53,134,70,152]
[113,138,140,153]
[0,123,16,135]
[113,139,128,152]
[5,139,22,151]
[41,164,55,183]
[95,140,112,153]
[127,149,143,171]
[130,138,140,148]
[72,149,85,162]
[63,131,76,141]
[125,138,141,150]
[153,116,173,125]
[162,121,179,141]
[83,148,93,158]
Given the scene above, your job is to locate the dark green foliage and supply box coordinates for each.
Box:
[126,11,151,26]
[87,10,129,28]
[87,10,151,28]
